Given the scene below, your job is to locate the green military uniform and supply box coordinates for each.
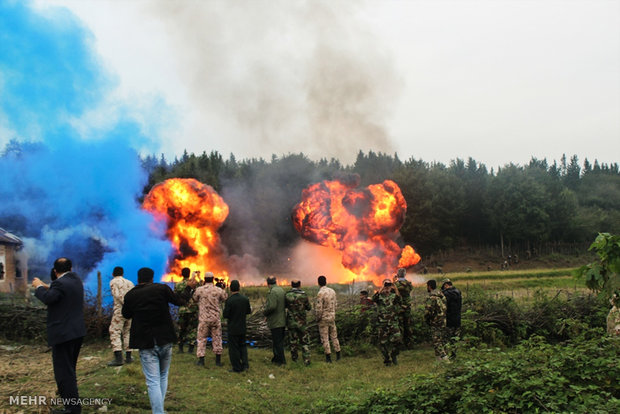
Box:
[264,282,286,365]
[372,288,402,366]
[175,279,198,349]
[394,277,413,348]
[424,289,447,359]
[285,287,312,365]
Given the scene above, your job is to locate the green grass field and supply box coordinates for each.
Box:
[0,340,442,413]
[0,267,595,413]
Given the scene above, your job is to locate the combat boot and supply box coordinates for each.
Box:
[178,343,184,353]
[215,354,222,367]
[391,352,398,366]
[107,351,123,366]
[196,356,205,366]
[125,351,134,364]
[188,344,195,354]
[382,351,391,366]
[336,351,341,361]
[291,351,298,362]
[325,353,332,363]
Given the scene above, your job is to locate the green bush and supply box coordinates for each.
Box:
[317,333,620,413]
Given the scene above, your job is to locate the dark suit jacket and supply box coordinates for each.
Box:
[443,287,462,327]
[122,282,191,349]
[35,272,86,346]
[223,293,251,336]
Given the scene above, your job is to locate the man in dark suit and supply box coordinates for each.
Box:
[33,257,86,414]
[223,279,251,372]
[122,267,196,414]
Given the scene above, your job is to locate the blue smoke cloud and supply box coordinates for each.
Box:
[0,1,173,294]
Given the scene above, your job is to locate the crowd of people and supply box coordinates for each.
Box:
[31,258,620,414]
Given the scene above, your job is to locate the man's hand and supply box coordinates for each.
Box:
[32,277,49,289]
[187,278,198,288]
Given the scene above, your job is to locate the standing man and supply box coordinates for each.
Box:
[32,257,86,414]
[607,292,620,337]
[359,290,375,311]
[441,278,462,358]
[122,267,196,414]
[394,267,414,348]
[263,276,286,365]
[108,266,135,366]
[424,279,448,361]
[315,275,341,363]
[175,267,198,354]
[223,279,252,372]
[372,279,402,366]
[285,280,312,366]
[193,272,227,367]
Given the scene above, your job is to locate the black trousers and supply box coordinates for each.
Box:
[52,336,83,413]
[228,334,248,372]
[270,327,286,365]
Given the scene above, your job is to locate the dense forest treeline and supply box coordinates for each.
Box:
[142,150,620,262]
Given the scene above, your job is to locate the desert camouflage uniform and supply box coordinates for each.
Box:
[424,289,447,359]
[193,284,227,356]
[372,289,402,363]
[109,276,134,352]
[394,277,413,347]
[315,286,341,354]
[285,287,312,364]
[607,294,620,337]
[175,279,198,346]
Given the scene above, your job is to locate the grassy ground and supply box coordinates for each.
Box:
[0,340,441,414]
[0,266,592,413]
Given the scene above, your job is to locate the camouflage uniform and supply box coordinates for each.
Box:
[607,294,620,337]
[372,289,402,365]
[315,286,341,355]
[285,287,312,364]
[394,277,413,347]
[424,289,447,359]
[193,284,227,357]
[175,279,198,347]
[109,276,134,352]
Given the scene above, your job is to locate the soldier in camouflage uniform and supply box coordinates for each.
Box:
[424,279,448,360]
[108,266,135,366]
[315,275,341,363]
[607,292,620,337]
[193,272,228,366]
[372,279,402,366]
[175,268,198,353]
[394,267,414,348]
[285,280,312,365]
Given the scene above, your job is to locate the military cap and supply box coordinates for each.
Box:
[441,278,452,285]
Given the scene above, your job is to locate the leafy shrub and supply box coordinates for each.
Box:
[317,333,620,413]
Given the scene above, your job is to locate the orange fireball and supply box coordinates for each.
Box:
[143,178,230,283]
[292,176,420,284]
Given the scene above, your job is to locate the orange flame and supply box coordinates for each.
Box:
[142,178,230,283]
[292,177,420,284]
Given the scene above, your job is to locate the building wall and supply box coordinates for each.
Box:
[0,244,27,294]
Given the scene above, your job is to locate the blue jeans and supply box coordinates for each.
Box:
[139,343,173,414]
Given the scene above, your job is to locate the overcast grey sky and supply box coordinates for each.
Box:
[38,0,620,169]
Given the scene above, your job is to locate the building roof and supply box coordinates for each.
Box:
[0,228,23,245]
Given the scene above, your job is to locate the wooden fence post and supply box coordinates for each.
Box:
[97,271,102,338]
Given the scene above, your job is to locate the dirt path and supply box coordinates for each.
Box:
[0,341,107,414]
